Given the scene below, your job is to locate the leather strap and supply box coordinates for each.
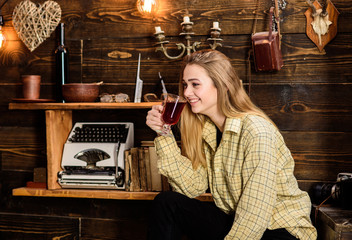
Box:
[268,7,274,41]
[252,0,261,34]
[274,0,282,48]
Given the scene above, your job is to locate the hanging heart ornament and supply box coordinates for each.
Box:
[12,0,62,52]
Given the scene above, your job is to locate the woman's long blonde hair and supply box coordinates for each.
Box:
[178,49,272,169]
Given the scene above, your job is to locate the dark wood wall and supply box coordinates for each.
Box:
[0,0,351,239]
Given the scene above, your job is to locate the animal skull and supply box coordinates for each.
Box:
[306,0,332,46]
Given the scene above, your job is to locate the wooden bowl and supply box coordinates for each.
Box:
[62,83,100,102]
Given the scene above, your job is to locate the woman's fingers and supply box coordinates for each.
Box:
[146,104,164,132]
[152,104,163,112]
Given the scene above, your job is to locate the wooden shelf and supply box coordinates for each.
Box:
[9,102,161,190]
[12,187,213,201]
[10,102,206,202]
[9,102,160,110]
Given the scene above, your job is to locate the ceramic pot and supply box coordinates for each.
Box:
[22,75,41,99]
[62,83,100,102]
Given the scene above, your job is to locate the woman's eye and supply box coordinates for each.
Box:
[192,83,199,87]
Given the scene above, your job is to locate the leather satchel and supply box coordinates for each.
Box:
[252,7,283,71]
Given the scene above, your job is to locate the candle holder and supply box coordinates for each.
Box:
[207,26,222,50]
[154,17,222,60]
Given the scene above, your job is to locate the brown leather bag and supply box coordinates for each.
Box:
[252,7,283,71]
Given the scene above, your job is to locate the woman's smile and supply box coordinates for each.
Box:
[182,64,218,117]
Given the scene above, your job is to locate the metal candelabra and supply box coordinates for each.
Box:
[154,16,222,60]
[207,24,223,50]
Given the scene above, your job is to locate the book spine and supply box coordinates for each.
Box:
[138,148,147,191]
[130,148,141,192]
[124,150,131,191]
[149,146,162,191]
[144,147,152,191]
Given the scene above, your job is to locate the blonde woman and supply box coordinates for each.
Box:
[146,49,317,240]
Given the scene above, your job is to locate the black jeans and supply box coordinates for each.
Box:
[147,191,298,240]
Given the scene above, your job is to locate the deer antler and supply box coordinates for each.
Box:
[306,0,329,17]
[320,0,328,17]
[306,0,317,15]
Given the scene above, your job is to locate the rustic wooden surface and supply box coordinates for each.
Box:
[315,206,352,240]
[12,187,214,201]
[0,0,351,239]
[9,102,160,110]
[45,110,72,189]
[0,212,80,239]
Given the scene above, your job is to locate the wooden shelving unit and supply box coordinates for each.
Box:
[11,102,205,201]
[9,102,158,110]
[12,187,213,201]
[10,102,160,190]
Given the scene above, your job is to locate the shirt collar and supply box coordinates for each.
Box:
[223,117,242,134]
[202,117,242,151]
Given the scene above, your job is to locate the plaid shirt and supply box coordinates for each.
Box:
[154,115,317,240]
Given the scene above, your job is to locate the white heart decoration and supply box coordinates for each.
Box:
[12,0,62,52]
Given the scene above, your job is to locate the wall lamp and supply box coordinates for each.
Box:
[0,0,9,49]
[0,14,5,49]
[137,0,159,16]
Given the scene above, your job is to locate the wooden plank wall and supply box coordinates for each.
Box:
[0,0,351,239]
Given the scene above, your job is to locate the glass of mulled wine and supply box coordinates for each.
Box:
[160,93,187,136]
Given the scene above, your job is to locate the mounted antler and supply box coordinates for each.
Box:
[304,0,339,52]
[306,0,332,46]
[306,0,317,15]
[320,0,328,17]
[306,0,329,17]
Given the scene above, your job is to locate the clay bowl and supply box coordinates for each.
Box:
[62,83,100,102]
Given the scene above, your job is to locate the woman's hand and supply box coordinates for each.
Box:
[146,104,164,133]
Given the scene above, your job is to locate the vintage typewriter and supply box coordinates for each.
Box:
[58,122,134,189]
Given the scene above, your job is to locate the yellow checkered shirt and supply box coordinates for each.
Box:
[154,115,317,239]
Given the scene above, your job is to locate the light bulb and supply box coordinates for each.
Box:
[137,0,158,15]
[0,27,5,49]
[0,15,4,49]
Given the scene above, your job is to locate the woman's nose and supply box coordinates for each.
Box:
[183,87,191,97]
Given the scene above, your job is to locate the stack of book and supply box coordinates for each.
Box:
[124,141,170,192]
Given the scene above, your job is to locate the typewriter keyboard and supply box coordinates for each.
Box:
[68,124,129,143]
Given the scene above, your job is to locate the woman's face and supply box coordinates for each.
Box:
[182,64,218,117]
